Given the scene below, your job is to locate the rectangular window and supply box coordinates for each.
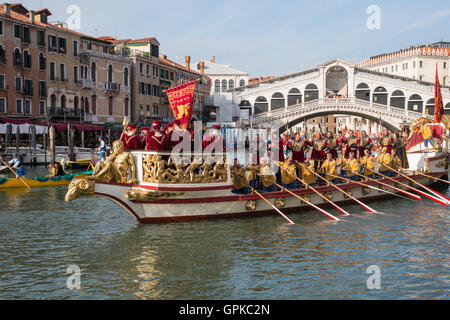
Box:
[48,35,57,52]
[73,40,78,56]
[24,100,31,114]
[50,62,56,80]
[419,61,423,68]
[140,63,143,74]
[413,61,416,68]
[0,20,3,35]
[39,81,46,97]
[16,99,22,114]
[60,64,66,81]
[444,62,447,69]
[24,79,33,96]
[39,101,46,115]
[151,44,159,58]
[139,82,145,94]
[14,24,22,39]
[170,72,174,81]
[160,69,164,78]
[0,97,5,113]
[395,65,398,71]
[15,77,22,92]
[146,83,151,95]
[58,37,66,54]
[74,66,78,83]
[146,64,150,75]
[37,30,45,46]
[23,27,30,43]
[0,74,4,90]
[153,105,159,116]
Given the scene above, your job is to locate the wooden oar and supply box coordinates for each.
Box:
[372,164,447,206]
[298,162,377,213]
[328,172,418,202]
[377,161,449,204]
[1,160,30,189]
[409,171,449,185]
[255,170,342,220]
[272,165,349,216]
[233,174,295,224]
[353,170,422,201]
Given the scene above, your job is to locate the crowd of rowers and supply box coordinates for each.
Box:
[230,128,409,195]
[118,119,223,152]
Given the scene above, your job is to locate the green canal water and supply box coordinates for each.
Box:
[0,167,448,299]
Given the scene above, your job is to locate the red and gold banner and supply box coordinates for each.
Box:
[166,80,197,129]
[434,65,444,123]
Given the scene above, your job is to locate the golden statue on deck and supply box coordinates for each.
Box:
[89,140,137,184]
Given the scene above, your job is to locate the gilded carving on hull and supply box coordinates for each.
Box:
[378,184,387,191]
[300,194,311,204]
[246,200,257,212]
[142,154,228,184]
[126,190,184,201]
[65,179,95,202]
[324,191,333,201]
[362,187,371,195]
[275,197,286,209]
[343,191,352,199]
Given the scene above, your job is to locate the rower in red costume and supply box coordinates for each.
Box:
[310,132,327,163]
[122,124,140,151]
[202,125,224,152]
[342,130,358,158]
[147,120,161,140]
[146,122,169,151]
[323,132,338,159]
[169,120,188,149]
[357,130,373,158]
[138,127,150,149]
[289,133,308,163]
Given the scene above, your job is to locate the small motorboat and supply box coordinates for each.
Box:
[61,158,94,170]
[0,171,94,189]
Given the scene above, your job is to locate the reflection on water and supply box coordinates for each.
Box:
[0,167,449,299]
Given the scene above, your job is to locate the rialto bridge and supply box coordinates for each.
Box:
[231,59,450,132]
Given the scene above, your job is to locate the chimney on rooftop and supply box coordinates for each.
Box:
[211,56,216,63]
[29,10,35,24]
[199,61,205,75]
[55,23,64,28]
[4,3,11,16]
[185,56,191,70]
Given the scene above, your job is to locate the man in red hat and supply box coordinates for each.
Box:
[146,122,169,151]
[138,127,150,149]
[202,124,224,152]
[123,124,140,150]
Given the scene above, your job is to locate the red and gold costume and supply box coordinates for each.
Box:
[290,139,307,163]
[325,137,339,159]
[343,135,358,158]
[123,132,140,151]
[310,136,326,161]
[357,135,373,159]
[146,132,169,151]
[379,134,394,154]
[270,138,285,162]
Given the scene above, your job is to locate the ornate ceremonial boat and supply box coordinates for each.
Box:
[0,171,93,189]
[65,145,449,224]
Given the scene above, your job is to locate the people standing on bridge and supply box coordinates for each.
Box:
[8,153,26,177]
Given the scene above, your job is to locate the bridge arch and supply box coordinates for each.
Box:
[278,110,400,134]
[408,94,423,113]
[271,92,285,110]
[373,86,388,105]
[304,83,319,102]
[254,96,269,114]
[390,90,405,109]
[355,83,370,101]
[287,88,302,106]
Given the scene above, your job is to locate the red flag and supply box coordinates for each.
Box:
[434,64,444,123]
[166,80,197,129]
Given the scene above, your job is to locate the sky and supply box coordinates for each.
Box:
[20,0,450,78]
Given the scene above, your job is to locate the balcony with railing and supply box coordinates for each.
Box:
[104,82,121,92]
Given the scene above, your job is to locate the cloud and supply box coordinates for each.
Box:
[401,9,450,32]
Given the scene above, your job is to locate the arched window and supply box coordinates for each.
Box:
[61,95,66,109]
[39,53,46,70]
[222,80,227,92]
[13,48,22,66]
[445,102,450,115]
[408,94,423,113]
[23,50,31,68]
[288,88,302,106]
[215,80,220,93]
[271,92,285,110]
[425,98,435,116]
[124,67,129,87]
[390,90,405,109]
[372,86,387,105]
[108,65,113,83]
[355,83,370,101]
[254,96,268,114]
[91,62,96,82]
[304,84,319,102]
[229,80,234,90]
[240,79,245,87]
